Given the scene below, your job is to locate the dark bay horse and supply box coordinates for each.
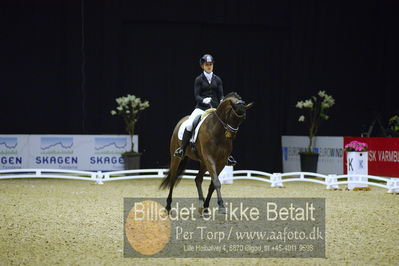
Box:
[160,92,253,214]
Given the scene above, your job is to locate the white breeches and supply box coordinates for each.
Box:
[185,108,205,131]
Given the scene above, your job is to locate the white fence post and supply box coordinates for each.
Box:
[387,178,399,193]
[326,174,339,190]
[158,169,164,178]
[95,171,103,185]
[271,173,283,188]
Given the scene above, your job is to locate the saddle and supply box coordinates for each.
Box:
[178,109,216,143]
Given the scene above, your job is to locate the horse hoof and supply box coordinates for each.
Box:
[200,208,210,218]
[198,207,204,214]
[218,207,226,214]
[198,200,204,214]
[202,213,210,219]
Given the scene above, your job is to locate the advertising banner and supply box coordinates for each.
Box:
[30,135,79,170]
[281,136,344,174]
[124,197,325,258]
[0,135,138,171]
[0,135,30,169]
[344,137,399,177]
[88,136,138,171]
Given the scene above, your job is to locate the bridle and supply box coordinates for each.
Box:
[212,100,246,138]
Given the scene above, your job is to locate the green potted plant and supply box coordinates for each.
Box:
[388,114,399,137]
[111,94,150,169]
[296,90,335,172]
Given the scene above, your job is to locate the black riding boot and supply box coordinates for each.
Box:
[174,129,191,158]
[227,155,237,166]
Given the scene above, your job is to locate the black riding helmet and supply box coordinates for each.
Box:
[199,54,214,64]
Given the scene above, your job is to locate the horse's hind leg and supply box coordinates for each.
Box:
[165,157,180,212]
[166,186,174,213]
[195,164,206,213]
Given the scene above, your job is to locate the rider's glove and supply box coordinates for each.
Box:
[202,97,212,104]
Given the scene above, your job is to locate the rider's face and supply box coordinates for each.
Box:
[201,62,214,73]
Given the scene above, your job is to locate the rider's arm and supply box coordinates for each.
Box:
[194,76,204,104]
[216,77,224,102]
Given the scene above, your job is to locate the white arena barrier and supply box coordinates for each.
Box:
[0,169,398,193]
[0,169,100,182]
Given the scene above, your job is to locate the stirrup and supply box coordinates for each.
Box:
[174,147,184,158]
[227,155,237,166]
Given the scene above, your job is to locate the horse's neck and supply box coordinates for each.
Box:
[215,101,242,130]
[211,106,230,134]
[216,102,230,121]
[206,114,229,144]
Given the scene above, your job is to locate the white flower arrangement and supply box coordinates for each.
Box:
[111,94,150,153]
[296,90,335,153]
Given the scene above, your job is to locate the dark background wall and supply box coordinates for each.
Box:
[1,0,398,171]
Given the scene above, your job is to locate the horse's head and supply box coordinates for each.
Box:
[221,92,254,117]
[216,92,254,138]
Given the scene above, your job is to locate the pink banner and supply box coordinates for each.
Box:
[344,137,399,177]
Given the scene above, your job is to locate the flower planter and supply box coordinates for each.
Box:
[347,151,368,190]
[299,152,319,173]
[296,91,335,174]
[122,153,141,170]
[219,166,234,184]
[111,94,149,170]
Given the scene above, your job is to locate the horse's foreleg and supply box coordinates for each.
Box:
[203,181,215,213]
[213,174,225,214]
[213,163,226,214]
[203,161,226,214]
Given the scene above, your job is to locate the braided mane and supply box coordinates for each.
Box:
[224,92,242,101]
[217,92,242,116]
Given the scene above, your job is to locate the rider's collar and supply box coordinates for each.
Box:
[203,71,213,83]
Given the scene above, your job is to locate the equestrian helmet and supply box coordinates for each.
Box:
[199,54,214,64]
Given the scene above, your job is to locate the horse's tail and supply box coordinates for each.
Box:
[159,157,189,189]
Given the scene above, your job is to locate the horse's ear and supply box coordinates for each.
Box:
[245,102,254,110]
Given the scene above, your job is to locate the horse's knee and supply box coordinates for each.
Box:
[212,178,221,189]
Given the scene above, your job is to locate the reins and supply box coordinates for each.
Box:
[214,111,240,133]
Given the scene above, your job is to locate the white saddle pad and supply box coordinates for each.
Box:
[178,113,211,143]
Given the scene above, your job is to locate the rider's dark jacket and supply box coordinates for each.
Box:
[194,73,224,110]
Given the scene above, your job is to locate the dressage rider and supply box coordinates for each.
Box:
[174,54,237,166]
